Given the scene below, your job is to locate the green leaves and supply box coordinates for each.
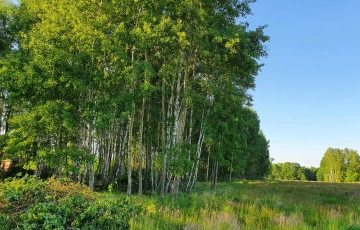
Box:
[0,0,270,192]
[317,148,360,182]
[0,0,13,56]
[0,176,142,229]
[166,142,196,176]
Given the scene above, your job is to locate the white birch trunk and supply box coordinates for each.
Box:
[88,123,94,191]
[206,146,210,182]
[127,102,135,196]
[189,121,204,193]
[104,131,112,180]
[160,78,167,197]
[138,97,145,195]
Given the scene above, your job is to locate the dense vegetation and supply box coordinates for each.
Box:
[2,176,360,229]
[270,162,318,181]
[0,175,141,229]
[317,148,360,182]
[0,0,271,195]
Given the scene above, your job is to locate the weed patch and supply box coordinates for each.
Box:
[0,175,142,229]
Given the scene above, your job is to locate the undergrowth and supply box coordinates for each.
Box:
[1,176,360,229]
[0,175,141,230]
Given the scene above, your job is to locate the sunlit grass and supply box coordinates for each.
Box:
[129,180,360,229]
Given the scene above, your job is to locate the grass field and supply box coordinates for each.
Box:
[129,180,360,230]
[1,177,360,229]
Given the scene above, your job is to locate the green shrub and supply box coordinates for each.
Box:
[0,175,142,230]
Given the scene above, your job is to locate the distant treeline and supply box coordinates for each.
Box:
[269,162,318,181]
[270,147,360,182]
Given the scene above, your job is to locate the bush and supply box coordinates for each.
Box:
[0,175,142,229]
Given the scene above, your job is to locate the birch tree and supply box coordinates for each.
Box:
[0,0,271,194]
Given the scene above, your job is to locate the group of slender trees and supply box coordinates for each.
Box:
[0,0,271,196]
[317,148,360,182]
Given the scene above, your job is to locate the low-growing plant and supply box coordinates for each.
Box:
[0,175,142,229]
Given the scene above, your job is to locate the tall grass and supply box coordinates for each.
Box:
[129,181,360,229]
[2,177,359,229]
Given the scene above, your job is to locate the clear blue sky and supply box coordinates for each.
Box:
[245,0,360,167]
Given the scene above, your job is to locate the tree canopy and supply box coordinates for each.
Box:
[0,0,270,195]
[317,148,360,182]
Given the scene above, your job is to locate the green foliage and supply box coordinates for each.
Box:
[280,162,300,180]
[0,0,270,194]
[166,142,196,176]
[345,149,360,182]
[270,162,317,181]
[204,105,271,181]
[304,167,318,181]
[318,148,360,182]
[0,176,142,229]
[0,0,13,56]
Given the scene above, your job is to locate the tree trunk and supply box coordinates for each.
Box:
[206,147,210,182]
[111,122,122,180]
[89,163,94,191]
[230,150,233,183]
[88,122,94,191]
[211,161,218,190]
[120,123,129,176]
[0,95,3,135]
[127,102,135,196]
[56,132,63,178]
[103,130,112,180]
[4,103,11,134]
[160,77,167,198]
[172,175,181,200]
[189,122,204,193]
[185,109,194,193]
[167,59,185,195]
[138,97,145,196]
[35,159,44,179]
[165,174,173,193]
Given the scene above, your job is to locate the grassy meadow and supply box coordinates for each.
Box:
[1,176,360,229]
[129,181,360,230]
